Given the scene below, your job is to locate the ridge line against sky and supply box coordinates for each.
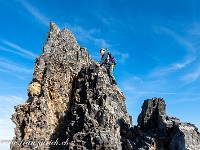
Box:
[19,0,130,63]
[3,0,200,110]
[0,3,200,149]
[2,1,200,107]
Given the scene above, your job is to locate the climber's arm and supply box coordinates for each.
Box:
[99,53,108,66]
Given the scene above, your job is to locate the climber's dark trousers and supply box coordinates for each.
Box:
[107,65,116,84]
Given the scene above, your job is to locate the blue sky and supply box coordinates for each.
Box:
[1,0,200,148]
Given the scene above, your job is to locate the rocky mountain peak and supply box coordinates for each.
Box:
[10,22,200,150]
[11,22,132,150]
[127,98,200,150]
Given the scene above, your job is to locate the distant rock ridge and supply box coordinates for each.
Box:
[127,98,200,150]
[11,22,200,150]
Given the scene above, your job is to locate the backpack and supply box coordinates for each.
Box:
[108,52,116,65]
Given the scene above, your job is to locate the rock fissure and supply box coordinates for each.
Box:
[11,22,200,150]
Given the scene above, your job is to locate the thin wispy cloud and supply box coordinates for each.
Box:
[19,0,49,26]
[0,45,36,60]
[130,91,200,96]
[62,23,130,64]
[0,86,26,89]
[0,118,15,130]
[119,76,143,92]
[0,95,25,106]
[156,26,197,53]
[0,57,32,74]
[112,50,129,64]
[0,39,38,59]
[150,26,197,77]
[0,95,25,117]
[151,56,196,77]
[0,68,9,73]
[170,56,196,70]
[67,24,129,63]
[64,24,110,48]
[96,12,135,32]
[119,72,196,105]
[182,65,200,83]
[0,95,26,133]
[120,74,200,106]
[169,97,200,104]
[96,13,115,26]
[93,38,109,48]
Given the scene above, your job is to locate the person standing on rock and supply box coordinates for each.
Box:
[96,48,117,85]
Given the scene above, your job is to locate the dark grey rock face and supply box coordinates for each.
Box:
[10,22,131,150]
[127,98,200,150]
[10,22,200,150]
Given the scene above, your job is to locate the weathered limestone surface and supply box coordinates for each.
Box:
[126,98,200,150]
[11,22,132,150]
[11,22,200,150]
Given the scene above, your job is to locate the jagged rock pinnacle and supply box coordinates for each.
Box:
[11,21,132,150]
[50,21,59,30]
[10,22,200,150]
[126,98,200,150]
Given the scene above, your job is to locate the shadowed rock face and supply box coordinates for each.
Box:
[10,21,132,150]
[11,22,200,150]
[126,98,200,150]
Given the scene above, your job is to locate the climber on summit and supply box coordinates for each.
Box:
[96,48,117,85]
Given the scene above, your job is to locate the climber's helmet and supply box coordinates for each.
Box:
[100,48,106,55]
